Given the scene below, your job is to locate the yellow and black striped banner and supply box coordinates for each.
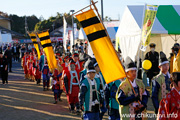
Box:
[76,9,126,84]
[37,31,57,71]
[28,32,41,60]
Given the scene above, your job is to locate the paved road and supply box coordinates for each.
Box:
[0,61,155,120]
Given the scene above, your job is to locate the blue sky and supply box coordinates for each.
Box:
[0,0,180,20]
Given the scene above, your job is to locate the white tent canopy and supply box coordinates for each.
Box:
[78,28,87,40]
[104,21,120,40]
[116,5,180,61]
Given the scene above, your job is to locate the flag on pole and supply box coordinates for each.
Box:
[37,31,57,71]
[70,30,73,53]
[28,32,41,60]
[140,5,158,51]
[63,16,67,51]
[75,9,126,84]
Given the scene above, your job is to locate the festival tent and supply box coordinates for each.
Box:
[104,21,120,40]
[116,5,180,61]
[79,21,120,41]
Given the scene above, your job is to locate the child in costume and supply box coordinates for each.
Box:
[79,65,103,120]
[22,52,29,79]
[52,68,61,104]
[63,59,80,114]
[42,60,50,91]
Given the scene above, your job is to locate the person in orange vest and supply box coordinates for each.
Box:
[172,43,180,72]
[169,46,175,74]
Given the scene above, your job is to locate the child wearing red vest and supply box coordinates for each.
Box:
[63,59,80,114]
[22,52,29,79]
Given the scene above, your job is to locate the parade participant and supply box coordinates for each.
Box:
[39,50,45,71]
[22,52,29,79]
[34,57,41,85]
[27,53,34,81]
[42,59,50,91]
[172,43,180,72]
[61,55,69,72]
[63,59,80,114]
[56,58,63,101]
[105,80,121,120]
[56,53,63,65]
[79,57,94,83]
[79,65,102,120]
[72,53,84,72]
[32,52,37,81]
[157,72,180,120]
[116,56,149,120]
[52,68,61,104]
[0,51,8,84]
[145,43,159,82]
[93,59,107,120]
[151,52,171,114]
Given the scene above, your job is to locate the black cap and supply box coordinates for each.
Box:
[124,56,137,72]
[159,51,169,66]
[91,58,98,67]
[174,43,180,48]
[84,58,94,69]
[171,72,180,85]
[87,65,96,73]
[69,59,76,65]
[149,43,156,47]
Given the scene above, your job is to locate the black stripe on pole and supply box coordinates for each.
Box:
[33,41,38,44]
[80,16,100,28]
[87,30,107,42]
[30,36,36,39]
[42,43,52,48]
[40,36,50,41]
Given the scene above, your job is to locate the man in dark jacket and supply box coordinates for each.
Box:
[4,46,12,72]
[0,51,8,84]
[145,43,159,82]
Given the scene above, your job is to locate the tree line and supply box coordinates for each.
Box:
[6,12,80,36]
[1,11,111,36]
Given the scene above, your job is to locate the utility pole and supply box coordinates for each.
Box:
[101,0,104,21]
[25,16,28,36]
